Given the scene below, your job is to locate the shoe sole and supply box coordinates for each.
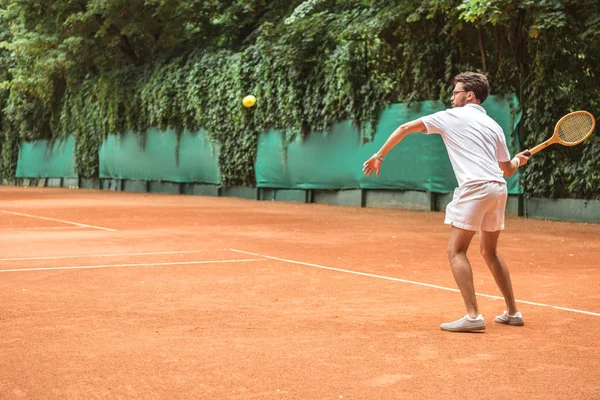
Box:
[494,319,524,326]
[440,324,486,333]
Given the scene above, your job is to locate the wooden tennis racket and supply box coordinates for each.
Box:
[526,111,596,156]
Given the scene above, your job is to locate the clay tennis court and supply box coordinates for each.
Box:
[1,186,599,399]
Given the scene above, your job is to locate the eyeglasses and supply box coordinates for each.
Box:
[452,90,470,95]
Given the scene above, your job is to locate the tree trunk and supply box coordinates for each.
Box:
[478,24,488,72]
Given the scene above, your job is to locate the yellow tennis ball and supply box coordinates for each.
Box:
[243,95,256,108]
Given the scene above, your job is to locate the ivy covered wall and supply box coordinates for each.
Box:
[0,1,598,198]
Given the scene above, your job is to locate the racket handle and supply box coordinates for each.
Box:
[527,140,553,156]
[524,151,531,157]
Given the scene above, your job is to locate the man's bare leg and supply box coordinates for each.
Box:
[447,226,479,318]
[480,230,519,315]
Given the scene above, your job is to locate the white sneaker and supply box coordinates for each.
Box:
[440,314,486,332]
[494,311,524,326]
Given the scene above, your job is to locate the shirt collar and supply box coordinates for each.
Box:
[464,103,486,114]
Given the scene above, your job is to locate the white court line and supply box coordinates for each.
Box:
[0,258,265,273]
[0,210,117,232]
[228,248,600,318]
[0,227,79,231]
[0,249,218,262]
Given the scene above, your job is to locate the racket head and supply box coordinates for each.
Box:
[553,111,596,146]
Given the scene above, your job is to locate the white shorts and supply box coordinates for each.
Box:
[444,181,508,232]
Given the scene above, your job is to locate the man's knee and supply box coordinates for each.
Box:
[447,246,466,261]
[480,247,497,263]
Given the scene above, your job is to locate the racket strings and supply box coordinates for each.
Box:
[557,113,594,144]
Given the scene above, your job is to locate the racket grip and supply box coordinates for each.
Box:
[527,140,552,156]
[524,150,531,157]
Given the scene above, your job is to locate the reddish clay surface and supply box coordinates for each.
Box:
[1,186,599,399]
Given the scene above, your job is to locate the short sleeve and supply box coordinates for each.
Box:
[496,128,511,162]
[420,110,449,135]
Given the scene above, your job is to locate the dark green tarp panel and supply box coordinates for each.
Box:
[256,94,523,194]
[16,136,77,178]
[99,129,221,184]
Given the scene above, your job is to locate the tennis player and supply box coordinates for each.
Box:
[363,72,530,332]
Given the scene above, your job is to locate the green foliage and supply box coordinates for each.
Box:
[0,10,15,179]
[0,0,598,198]
[519,0,600,199]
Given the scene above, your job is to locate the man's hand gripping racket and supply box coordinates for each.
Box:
[525,111,596,157]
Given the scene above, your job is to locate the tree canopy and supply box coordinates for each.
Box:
[0,0,599,197]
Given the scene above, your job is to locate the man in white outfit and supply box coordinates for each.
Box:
[362,72,530,332]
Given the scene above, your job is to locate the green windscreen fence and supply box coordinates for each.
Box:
[16,136,77,178]
[99,129,221,184]
[256,94,523,194]
[15,95,521,194]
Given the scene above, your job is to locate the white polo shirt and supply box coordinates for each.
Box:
[420,103,511,188]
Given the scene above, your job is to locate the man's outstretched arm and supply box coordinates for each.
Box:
[362,119,427,177]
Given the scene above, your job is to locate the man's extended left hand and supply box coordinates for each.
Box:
[362,156,382,177]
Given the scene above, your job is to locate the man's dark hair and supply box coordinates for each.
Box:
[453,72,489,103]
